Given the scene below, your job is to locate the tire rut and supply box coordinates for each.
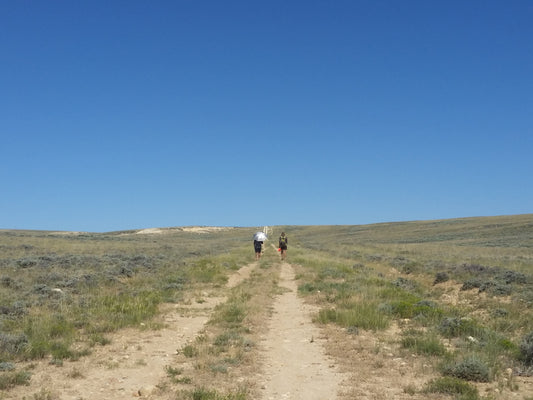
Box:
[259,262,344,400]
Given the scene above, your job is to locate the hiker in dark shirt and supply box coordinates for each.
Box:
[278,232,288,261]
[254,240,263,260]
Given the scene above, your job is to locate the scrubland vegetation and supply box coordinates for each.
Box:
[288,214,533,399]
[0,227,252,393]
[1,214,533,399]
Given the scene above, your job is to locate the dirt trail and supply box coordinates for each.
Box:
[4,263,257,400]
[259,262,345,400]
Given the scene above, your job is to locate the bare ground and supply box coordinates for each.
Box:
[2,304,214,399]
[259,262,345,399]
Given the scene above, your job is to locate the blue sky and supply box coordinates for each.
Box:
[1,1,532,232]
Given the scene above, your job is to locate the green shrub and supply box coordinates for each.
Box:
[219,303,246,326]
[88,333,111,346]
[211,290,249,328]
[499,270,527,284]
[491,308,509,318]
[191,387,247,400]
[49,341,74,360]
[392,277,419,292]
[165,365,183,377]
[181,344,199,358]
[25,338,49,359]
[434,272,449,285]
[441,355,491,382]
[0,362,15,371]
[461,278,483,291]
[0,333,28,357]
[32,387,58,400]
[519,331,533,365]
[214,331,243,348]
[209,363,228,374]
[413,300,444,319]
[0,370,31,390]
[489,283,512,296]
[438,317,485,339]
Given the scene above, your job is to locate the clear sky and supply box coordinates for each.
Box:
[1,1,532,232]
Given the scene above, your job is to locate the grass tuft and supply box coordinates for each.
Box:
[316,302,389,331]
[423,376,479,399]
[0,370,31,390]
[401,332,447,356]
[519,331,533,366]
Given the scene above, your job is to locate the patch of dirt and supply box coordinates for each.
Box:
[135,228,166,235]
[227,262,255,289]
[135,227,232,235]
[4,306,213,399]
[324,323,441,400]
[180,227,232,234]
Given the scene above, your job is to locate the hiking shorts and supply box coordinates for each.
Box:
[254,241,262,252]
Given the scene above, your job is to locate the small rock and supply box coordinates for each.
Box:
[138,385,156,396]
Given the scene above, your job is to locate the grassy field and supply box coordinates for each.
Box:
[0,227,254,391]
[285,214,533,398]
[1,214,533,399]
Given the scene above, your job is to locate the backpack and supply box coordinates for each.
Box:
[279,235,287,246]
